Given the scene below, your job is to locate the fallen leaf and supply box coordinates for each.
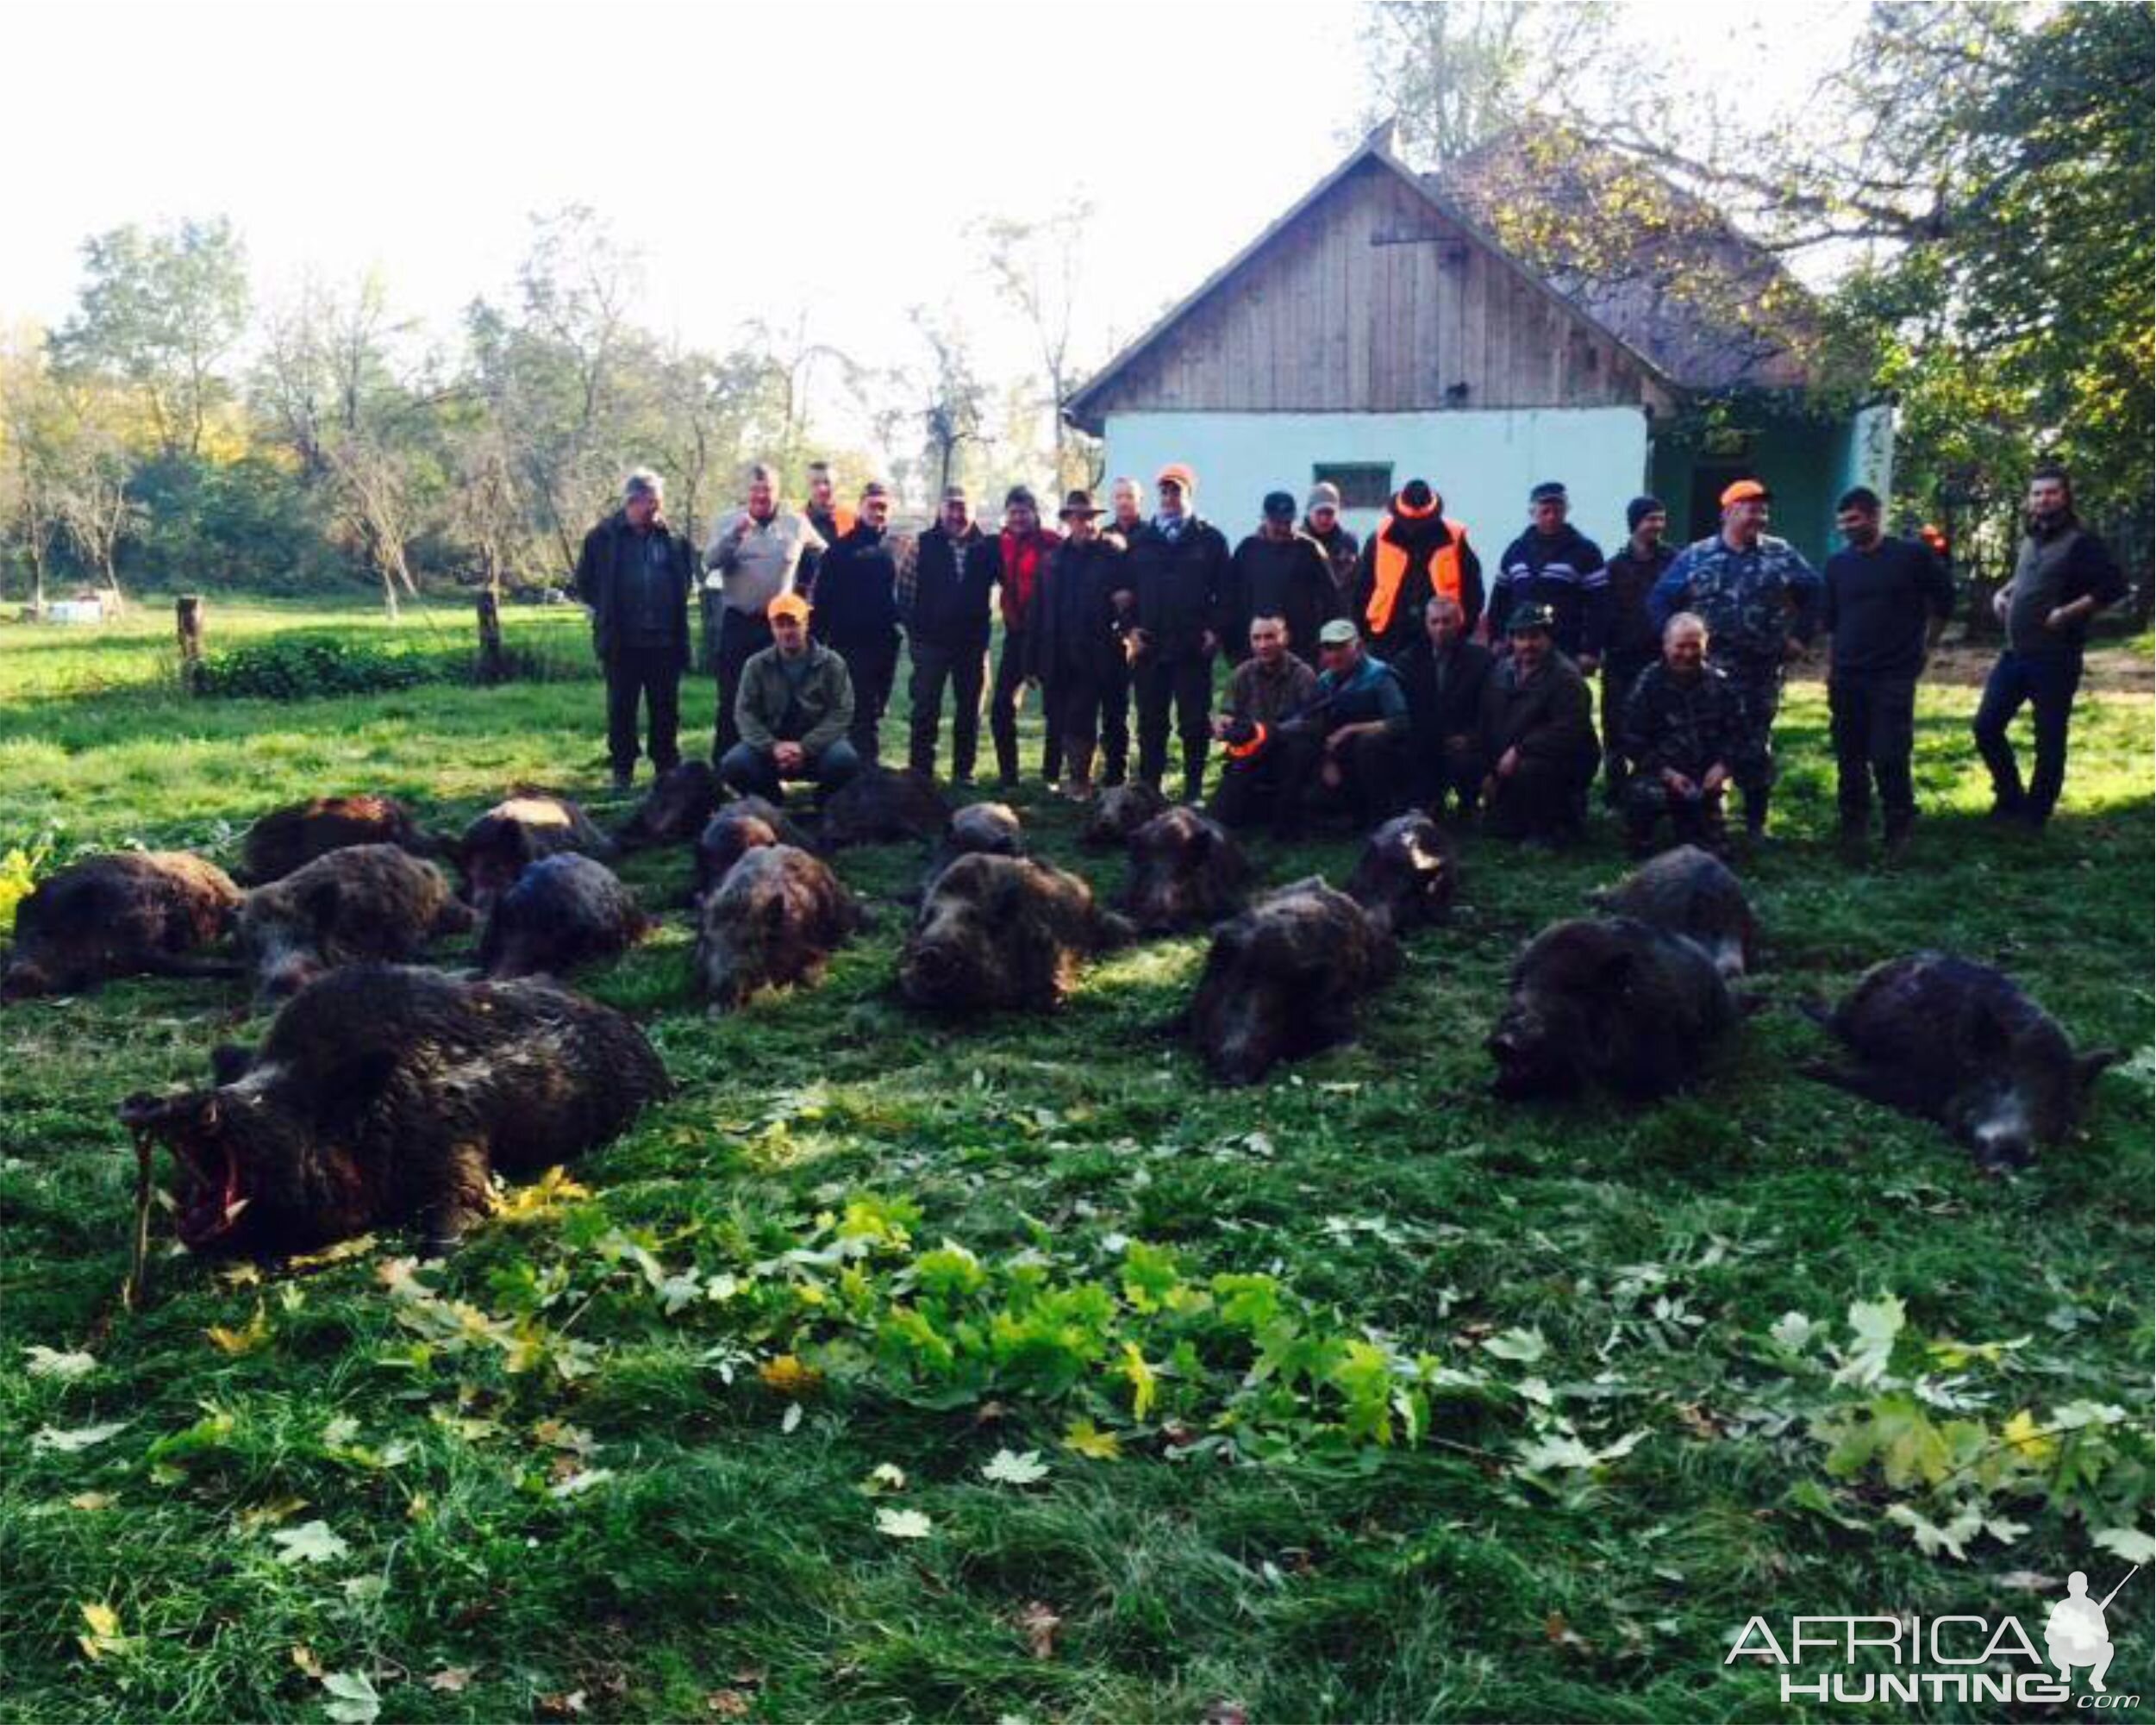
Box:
[758,1354,821,1397]
[981,1448,1049,1487]
[78,1601,128,1660]
[205,1306,272,1356]
[68,1492,116,1512]
[32,1420,128,1454]
[548,1467,616,1499]
[23,1346,96,1380]
[319,1670,382,1724]
[286,1234,377,1270]
[425,1666,474,1693]
[291,1644,326,1679]
[1546,1610,1590,1652]
[875,1508,933,1540]
[705,1691,751,1718]
[1016,1600,1062,1660]
[864,1463,907,1493]
[270,1519,350,1566]
[537,1690,588,1717]
[1061,1418,1122,1461]
[234,1496,309,1532]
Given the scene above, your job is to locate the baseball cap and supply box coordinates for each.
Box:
[1262,491,1297,522]
[1507,602,1558,636]
[1720,478,1771,507]
[1317,619,1359,647]
[766,592,811,623]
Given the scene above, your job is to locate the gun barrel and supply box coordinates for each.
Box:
[2097,1565,2140,1612]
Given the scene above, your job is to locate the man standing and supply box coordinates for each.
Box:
[1478,603,1599,847]
[1209,613,1321,839]
[572,469,696,793]
[1647,478,1822,841]
[1127,464,1232,803]
[1350,479,1482,663]
[720,593,859,803]
[802,459,855,554]
[703,462,827,759]
[1299,617,1412,828]
[1972,464,2126,832]
[1490,481,1608,666]
[1822,485,1956,859]
[1108,476,1146,542]
[1397,593,1493,819]
[1599,495,1675,803]
[809,481,901,765]
[979,485,1062,790]
[899,484,991,783]
[1301,480,1360,597]
[1035,489,1131,798]
[1618,612,1740,857]
[1226,491,1339,661]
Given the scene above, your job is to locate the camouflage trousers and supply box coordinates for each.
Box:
[1711,652,1786,796]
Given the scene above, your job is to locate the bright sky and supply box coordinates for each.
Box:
[2,0,1853,446]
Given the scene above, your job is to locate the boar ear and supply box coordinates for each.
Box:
[2077,1047,2124,1094]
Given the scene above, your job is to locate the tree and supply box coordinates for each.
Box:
[51,216,249,460]
[975,206,1102,491]
[0,330,66,611]
[878,307,986,503]
[1356,0,1618,165]
[50,414,140,614]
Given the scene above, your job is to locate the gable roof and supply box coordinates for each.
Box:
[1432,129,1818,392]
[1063,127,1678,434]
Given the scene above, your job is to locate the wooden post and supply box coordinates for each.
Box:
[476,589,506,684]
[175,595,204,693]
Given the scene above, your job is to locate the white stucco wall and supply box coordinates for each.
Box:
[1102,408,1653,550]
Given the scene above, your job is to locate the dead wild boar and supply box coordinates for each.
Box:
[2,852,243,1001]
[456,792,616,909]
[1078,781,1167,850]
[1800,953,2120,1169]
[921,802,1025,895]
[1119,807,1251,934]
[238,844,472,1003]
[817,766,952,848]
[239,794,438,884]
[1487,916,1736,1103]
[1588,844,1757,979]
[693,797,820,901]
[899,853,1131,1014]
[478,853,648,979]
[612,761,723,852]
[1187,880,1399,1086]
[695,844,861,1012]
[1343,813,1458,937]
[118,962,669,1256]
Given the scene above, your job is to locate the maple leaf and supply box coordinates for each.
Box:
[23,1346,96,1380]
[205,1306,272,1356]
[1834,1294,1906,1386]
[875,1508,934,1540]
[32,1420,127,1454]
[427,1666,476,1693]
[270,1520,350,1566]
[321,1671,383,1724]
[1481,1327,1547,1364]
[981,1448,1050,1486]
[758,1354,822,1397]
[1061,1418,1122,1460]
[2096,1525,2156,1565]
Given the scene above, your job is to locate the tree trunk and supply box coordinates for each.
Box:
[476,589,506,684]
[175,595,204,692]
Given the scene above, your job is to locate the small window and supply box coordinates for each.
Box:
[1313,463,1392,509]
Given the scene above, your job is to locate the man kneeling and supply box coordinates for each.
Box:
[721,593,861,804]
[1478,603,1597,846]
[1210,615,1320,838]
[1619,611,1740,857]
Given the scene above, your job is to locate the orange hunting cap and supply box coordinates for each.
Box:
[1719,478,1772,508]
[1155,463,1197,494]
[766,591,811,623]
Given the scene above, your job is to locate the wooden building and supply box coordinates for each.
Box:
[1065,126,1888,566]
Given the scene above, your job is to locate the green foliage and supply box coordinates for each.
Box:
[189,623,586,700]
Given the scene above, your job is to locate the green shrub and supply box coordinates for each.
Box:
[191,630,591,700]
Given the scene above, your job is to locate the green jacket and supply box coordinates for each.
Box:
[734,641,855,756]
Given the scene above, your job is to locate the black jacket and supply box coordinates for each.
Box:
[1490,523,1608,657]
[1036,534,1131,682]
[572,509,695,666]
[903,524,993,651]
[1227,532,1341,659]
[811,522,900,642]
[1128,516,1232,661]
[1603,541,1677,664]
[1620,661,1741,779]
[1397,636,1495,752]
[1303,517,1361,593]
[1478,651,1598,772]
[1349,511,1485,662]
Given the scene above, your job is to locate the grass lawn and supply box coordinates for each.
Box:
[1,601,2150,1723]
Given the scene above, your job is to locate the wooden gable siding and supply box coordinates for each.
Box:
[1087,159,1651,418]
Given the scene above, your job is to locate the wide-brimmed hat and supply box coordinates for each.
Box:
[1059,489,1104,519]
[1506,602,1557,636]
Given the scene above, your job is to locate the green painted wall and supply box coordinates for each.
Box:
[1649,409,1868,567]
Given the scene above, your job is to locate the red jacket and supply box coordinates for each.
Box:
[997,527,1062,630]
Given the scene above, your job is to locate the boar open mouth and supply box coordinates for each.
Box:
[117,1093,250,1248]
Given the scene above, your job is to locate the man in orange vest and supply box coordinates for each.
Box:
[1349,479,1483,664]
